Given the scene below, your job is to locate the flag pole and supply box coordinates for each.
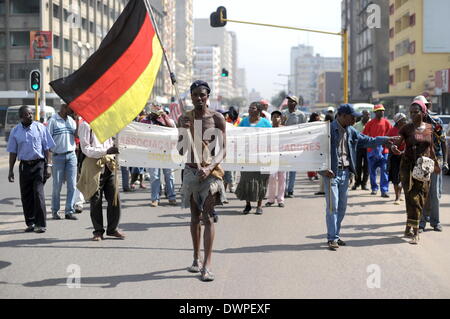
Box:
[144,0,201,168]
[143,0,185,114]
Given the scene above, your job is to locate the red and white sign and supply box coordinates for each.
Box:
[30,31,52,59]
[435,69,450,94]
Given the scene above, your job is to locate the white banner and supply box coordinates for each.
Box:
[117,121,330,172]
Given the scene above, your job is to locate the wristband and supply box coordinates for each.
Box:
[47,164,53,167]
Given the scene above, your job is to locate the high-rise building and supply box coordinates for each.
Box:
[341,0,390,103]
[174,0,193,95]
[290,45,341,106]
[193,46,221,98]
[194,18,235,99]
[317,71,342,106]
[384,0,450,114]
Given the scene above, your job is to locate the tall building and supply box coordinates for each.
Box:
[290,46,341,106]
[289,44,314,94]
[174,0,193,95]
[193,46,221,98]
[341,0,390,103]
[194,18,235,99]
[317,71,342,106]
[384,0,450,114]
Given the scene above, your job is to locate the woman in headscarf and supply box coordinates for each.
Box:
[235,102,272,215]
[391,100,440,244]
[387,113,407,205]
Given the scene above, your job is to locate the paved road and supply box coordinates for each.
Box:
[0,162,449,299]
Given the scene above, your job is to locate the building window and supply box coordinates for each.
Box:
[389,4,394,15]
[53,4,60,19]
[82,18,88,30]
[53,65,60,80]
[409,69,415,82]
[389,75,394,85]
[410,13,416,26]
[390,51,394,61]
[10,63,39,79]
[89,21,95,33]
[0,32,5,48]
[63,67,70,77]
[10,0,40,14]
[63,8,70,21]
[64,38,70,52]
[409,41,416,54]
[389,28,394,38]
[0,0,5,15]
[0,64,5,81]
[10,31,29,47]
[53,35,60,49]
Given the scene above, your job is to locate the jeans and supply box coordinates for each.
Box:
[51,151,77,215]
[368,152,389,193]
[121,166,130,190]
[286,171,296,194]
[324,168,350,241]
[420,171,442,228]
[149,168,176,201]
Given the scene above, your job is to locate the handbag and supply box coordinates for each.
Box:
[412,156,435,182]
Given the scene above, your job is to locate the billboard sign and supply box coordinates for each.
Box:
[423,0,450,53]
[30,31,52,59]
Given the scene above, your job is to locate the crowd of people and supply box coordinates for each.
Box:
[5,80,448,281]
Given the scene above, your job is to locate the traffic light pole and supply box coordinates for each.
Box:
[218,13,349,103]
[34,91,39,121]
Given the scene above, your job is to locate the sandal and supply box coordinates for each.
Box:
[187,259,202,273]
[201,268,215,282]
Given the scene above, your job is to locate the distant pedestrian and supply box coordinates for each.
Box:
[387,113,407,205]
[78,121,125,241]
[416,95,448,232]
[265,110,286,208]
[7,105,55,233]
[391,100,440,244]
[47,103,78,220]
[352,110,371,190]
[141,104,177,207]
[362,104,392,197]
[235,102,272,215]
[321,104,394,251]
[282,95,306,198]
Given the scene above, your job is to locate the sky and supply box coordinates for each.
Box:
[193,0,343,100]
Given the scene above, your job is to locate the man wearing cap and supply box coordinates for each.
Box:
[321,104,395,250]
[362,104,392,197]
[415,95,448,232]
[282,95,306,198]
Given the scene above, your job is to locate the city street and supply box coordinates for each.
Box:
[1,153,449,299]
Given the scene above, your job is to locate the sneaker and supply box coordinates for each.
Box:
[327,240,339,251]
[265,202,274,207]
[34,226,46,233]
[381,193,389,198]
[314,192,325,195]
[200,268,215,282]
[25,225,35,232]
[65,214,78,220]
[150,201,159,207]
[433,225,443,232]
[168,199,177,206]
[361,186,369,191]
[278,203,285,208]
[52,213,61,220]
[243,204,251,215]
[255,207,263,215]
[286,192,294,198]
[337,239,346,246]
[213,214,219,223]
[371,190,377,195]
[187,259,202,273]
[351,185,358,190]
[92,234,103,241]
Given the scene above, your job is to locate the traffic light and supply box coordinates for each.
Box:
[221,68,229,77]
[29,70,41,92]
[210,6,227,27]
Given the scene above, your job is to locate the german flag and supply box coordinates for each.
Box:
[50,0,162,143]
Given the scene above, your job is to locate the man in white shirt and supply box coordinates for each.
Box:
[78,121,125,241]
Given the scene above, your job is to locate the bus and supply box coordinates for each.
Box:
[4,105,56,141]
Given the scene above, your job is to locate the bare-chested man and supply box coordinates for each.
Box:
[178,80,227,282]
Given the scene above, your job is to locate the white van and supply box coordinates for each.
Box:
[353,103,374,114]
[4,105,56,141]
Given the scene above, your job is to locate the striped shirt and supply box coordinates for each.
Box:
[47,113,76,154]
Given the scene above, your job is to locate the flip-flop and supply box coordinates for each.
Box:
[201,268,215,282]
